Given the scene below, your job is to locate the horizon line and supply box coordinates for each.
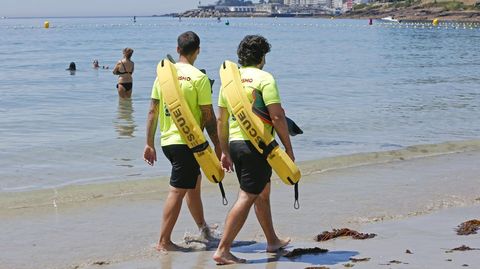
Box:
[1,14,179,19]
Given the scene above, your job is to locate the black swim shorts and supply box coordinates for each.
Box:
[162,144,200,189]
[229,140,272,195]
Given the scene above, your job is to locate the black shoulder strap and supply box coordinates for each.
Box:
[121,61,126,73]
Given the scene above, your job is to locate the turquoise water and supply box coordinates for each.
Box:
[1,17,479,191]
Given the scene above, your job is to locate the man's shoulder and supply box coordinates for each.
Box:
[243,68,275,82]
[175,63,207,82]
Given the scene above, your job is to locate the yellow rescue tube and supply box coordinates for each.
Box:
[44,21,50,29]
[156,59,224,184]
[433,18,439,26]
[219,61,301,186]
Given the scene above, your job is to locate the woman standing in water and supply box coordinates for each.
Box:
[113,48,134,98]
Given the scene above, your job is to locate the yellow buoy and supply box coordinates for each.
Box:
[44,21,50,28]
[432,18,439,26]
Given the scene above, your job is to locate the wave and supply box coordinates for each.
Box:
[299,139,480,176]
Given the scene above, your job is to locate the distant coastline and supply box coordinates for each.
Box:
[172,0,480,22]
[342,0,480,22]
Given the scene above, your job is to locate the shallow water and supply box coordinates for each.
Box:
[1,17,479,191]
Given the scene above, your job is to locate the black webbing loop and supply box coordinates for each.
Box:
[293,183,299,209]
[259,140,279,159]
[219,182,228,206]
[191,141,209,153]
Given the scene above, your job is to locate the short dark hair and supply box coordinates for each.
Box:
[177,31,200,56]
[237,35,271,67]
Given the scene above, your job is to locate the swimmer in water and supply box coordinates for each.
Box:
[112,48,134,98]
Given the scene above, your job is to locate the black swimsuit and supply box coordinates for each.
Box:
[117,82,133,91]
[116,61,133,91]
[116,62,133,75]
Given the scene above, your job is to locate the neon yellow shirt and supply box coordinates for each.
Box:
[218,66,281,141]
[151,62,212,146]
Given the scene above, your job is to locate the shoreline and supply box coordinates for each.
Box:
[1,139,480,212]
[1,144,479,268]
[341,11,480,23]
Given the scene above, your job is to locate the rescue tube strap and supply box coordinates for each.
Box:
[294,183,299,209]
[219,182,228,205]
[259,140,278,159]
[190,141,209,154]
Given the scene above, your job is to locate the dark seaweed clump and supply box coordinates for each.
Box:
[315,228,376,241]
[456,219,480,235]
[284,247,328,258]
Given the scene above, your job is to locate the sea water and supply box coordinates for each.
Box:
[1,16,479,192]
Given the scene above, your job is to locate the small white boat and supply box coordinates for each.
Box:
[380,16,400,23]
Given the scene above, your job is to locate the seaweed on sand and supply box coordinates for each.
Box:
[379,260,407,265]
[92,261,110,265]
[315,228,376,241]
[456,219,480,235]
[283,247,329,258]
[445,245,480,253]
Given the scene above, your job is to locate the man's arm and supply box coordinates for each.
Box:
[267,103,295,162]
[144,99,159,166]
[200,104,221,158]
[217,106,234,172]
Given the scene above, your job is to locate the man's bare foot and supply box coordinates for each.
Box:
[155,241,183,253]
[266,237,291,252]
[213,250,247,265]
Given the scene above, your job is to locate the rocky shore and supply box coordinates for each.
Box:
[179,9,262,18]
[343,1,480,22]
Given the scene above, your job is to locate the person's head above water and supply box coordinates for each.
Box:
[177,31,200,57]
[237,35,271,68]
[93,59,99,68]
[123,48,134,60]
[67,62,76,71]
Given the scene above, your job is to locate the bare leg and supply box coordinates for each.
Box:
[117,84,127,98]
[254,183,290,252]
[213,190,256,265]
[157,186,188,252]
[185,175,207,229]
[125,89,132,98]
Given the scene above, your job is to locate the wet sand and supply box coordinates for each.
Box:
[1,148,479,269]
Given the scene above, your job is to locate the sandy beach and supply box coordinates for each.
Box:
[1,143,479,269]
[2,7,480,269]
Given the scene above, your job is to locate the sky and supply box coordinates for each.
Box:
[1,0,214,17]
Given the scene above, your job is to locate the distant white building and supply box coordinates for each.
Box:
[284,0,325,6]
[354,0,370,4]
[333,0,343,8]
[226,6,255,12]
[256,3,283,14]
